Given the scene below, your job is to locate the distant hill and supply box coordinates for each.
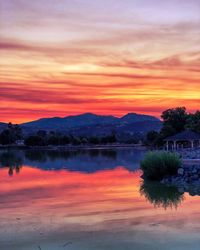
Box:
[120,113,159,123]
[21,112,159,130]
[68,120,162,138]
[22,113,118,130]
[0,113,162,142]
[0,122,7,132]
[21,112,161,136]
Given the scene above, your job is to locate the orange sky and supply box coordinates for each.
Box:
[0,0,200,123]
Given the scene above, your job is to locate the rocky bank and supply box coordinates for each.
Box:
[161,148,200,196]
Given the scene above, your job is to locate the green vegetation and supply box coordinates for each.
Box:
[140,151,181,181]
[146,107,200,147]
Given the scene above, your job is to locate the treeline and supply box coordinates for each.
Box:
[24,131,117,146]
[0,124,140,146]
[1,107,199,147]
[0,149,118,175]
[0,123,22,145]
[146,107,200,147]
[0,124,118,146]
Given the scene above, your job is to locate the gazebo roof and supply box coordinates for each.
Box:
[164,130,200,141]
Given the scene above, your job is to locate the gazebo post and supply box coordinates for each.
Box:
[166,141,169,151]
[191,140,194,149]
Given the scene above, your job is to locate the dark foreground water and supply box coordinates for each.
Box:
[0,149,200,250]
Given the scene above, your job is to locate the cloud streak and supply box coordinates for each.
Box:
[0,0,199,122]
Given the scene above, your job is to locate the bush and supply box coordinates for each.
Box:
[140,151,181,181]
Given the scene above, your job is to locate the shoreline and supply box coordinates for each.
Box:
[160,148,200,195]
[0,144,146,151]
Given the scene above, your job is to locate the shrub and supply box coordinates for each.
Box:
[140,151,181,181]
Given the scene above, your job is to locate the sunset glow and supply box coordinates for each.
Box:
[0,0,200,123]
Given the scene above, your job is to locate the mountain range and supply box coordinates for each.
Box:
[22,112,160,129]
[0,113,162,137]
[0,122,7,131]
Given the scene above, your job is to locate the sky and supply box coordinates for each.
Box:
[0,0,200,123]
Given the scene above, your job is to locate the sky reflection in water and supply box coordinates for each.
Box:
[0,149,200,250]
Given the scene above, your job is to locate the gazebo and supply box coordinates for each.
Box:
[164,130,200,150]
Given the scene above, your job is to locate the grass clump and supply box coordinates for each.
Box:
[140,151,181,181]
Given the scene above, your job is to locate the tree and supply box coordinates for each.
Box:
[144,107,193,147]
[100,133,117,144]
[89,136,99,144]
[0,123,22,145]
[60,135,70,145]
[81,137,88,144]
[13,124,22,140]
[187,111,200,133]
[71,136,81,145]
[0,129,14,145]
[161,107,188,137]
[106,134,117,143]
[146,131,159,146]
[25,135,46,146]
[47,135,60,145]
[37,130,47,137]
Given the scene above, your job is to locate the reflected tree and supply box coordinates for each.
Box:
[0,148,138,174]
[25,150,48,162]
[140,181,184,209]
[0,151,23,176]
[101,149,117,160]
[89,149,100,157]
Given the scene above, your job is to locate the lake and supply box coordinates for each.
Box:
[0,148,200,250]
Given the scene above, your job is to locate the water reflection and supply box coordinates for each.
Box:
[140,181,184,209]
[0,151,23,176]
[1,149,200,250]
[0,148,145,175]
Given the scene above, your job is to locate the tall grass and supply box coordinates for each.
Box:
[140,151,181,181]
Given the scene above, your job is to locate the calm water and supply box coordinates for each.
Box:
[0,149,200,250]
